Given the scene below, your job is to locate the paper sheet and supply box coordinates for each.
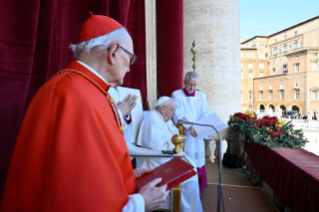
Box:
[192,113,228,140]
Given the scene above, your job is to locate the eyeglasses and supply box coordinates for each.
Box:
[164,105,176,113]
[107,46,138,65]
[185,82,198,88]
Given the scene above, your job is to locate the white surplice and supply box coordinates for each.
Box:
[172,89,212,168]
[136,110,203,212]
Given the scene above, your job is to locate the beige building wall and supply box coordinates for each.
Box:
[241,16,319,115]
[241,48,256,110]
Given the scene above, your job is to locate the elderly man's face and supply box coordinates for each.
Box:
[160,100,176,122]
[109,35,134,86]
[184,77,198,94]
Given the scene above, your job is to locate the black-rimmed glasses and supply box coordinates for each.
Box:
[107,46,137,65]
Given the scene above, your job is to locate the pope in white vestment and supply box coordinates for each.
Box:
[172,72,212,192]
[136,97,203,212]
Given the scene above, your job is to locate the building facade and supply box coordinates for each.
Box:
[241,16,319,115]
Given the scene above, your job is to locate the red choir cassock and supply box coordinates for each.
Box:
[1,60,136,211]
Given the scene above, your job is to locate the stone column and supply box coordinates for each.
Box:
[145,0,157,110]
[183,0,241,123]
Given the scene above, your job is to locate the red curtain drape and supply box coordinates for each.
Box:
[0,0,146,200]
[157,0,184,97]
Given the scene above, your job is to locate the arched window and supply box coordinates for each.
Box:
[280,105,286,111]
[274,47,277,55]
[294,40,298,50]
[269,105,275,111]
[284,44,287,53]
[292,106,299,112]
[260,104,265,112]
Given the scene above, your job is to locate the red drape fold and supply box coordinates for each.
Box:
[0,0,146,200]
[245,140,319,212]
[156,0,184,97]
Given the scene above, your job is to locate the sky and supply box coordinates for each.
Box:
[240,0,319,40]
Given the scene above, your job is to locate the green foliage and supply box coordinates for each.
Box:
[228,114,308,149]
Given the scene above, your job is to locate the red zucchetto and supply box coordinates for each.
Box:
[77,12,122,43]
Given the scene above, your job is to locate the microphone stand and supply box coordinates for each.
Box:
[178,120,226,212]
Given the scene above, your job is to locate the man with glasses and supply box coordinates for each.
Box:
[1,15,168,212]
[136,96,203,212]
[172,72,212,193]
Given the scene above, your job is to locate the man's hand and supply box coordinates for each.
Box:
[139,178,169,212]
[190,126,198,137]
[116,94,137,116]
[133,168,152,178]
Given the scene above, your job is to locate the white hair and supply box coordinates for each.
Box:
[155,99,171,111]
[69,27,130,59]
[184,72,200,82]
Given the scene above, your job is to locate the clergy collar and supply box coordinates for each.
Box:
[183,88,196,97]
[66,61,110,92]
[77,61,108,84]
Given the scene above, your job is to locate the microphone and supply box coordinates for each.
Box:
[177,119,226,212]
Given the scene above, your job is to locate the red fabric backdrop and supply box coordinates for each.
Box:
[0,0,146,200]
[245,140,319,212]
[157,0,184,97]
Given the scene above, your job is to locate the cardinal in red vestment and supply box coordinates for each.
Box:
[0,14,168,212]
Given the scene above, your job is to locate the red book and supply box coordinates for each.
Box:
[136,157,196,191]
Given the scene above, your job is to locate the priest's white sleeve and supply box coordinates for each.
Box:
[121,194,145,212]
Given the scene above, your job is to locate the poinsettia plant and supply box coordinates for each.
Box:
[228,110,308,149]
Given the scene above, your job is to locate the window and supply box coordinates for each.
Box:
[295,81,299,88]
[260,72,264,77]
[283,64,287,68]
[274,39,277,43]
[312,62,318,70]
[248,63,253,69]
[284,35,287,40]
[248,53,253,58]
[269,84,272,89]
[294,40,298,50]
[269,91,273,100]
[295,90,299,100]
[312,91,317,100]
[279,48,281,54]
[259,53,264,58]
[296,56,299,59]
[284,44,287,53]
[280,91,284,100]
[249,72,253,79]
[265,53,268,57]
[290,45,292,50]
[249,91,252,100]
[274,47,277,55]
[273,68,276,72]
[295,31,298,36]
[260,91,263,100]
[280,83,284,89]
[294,63,300,72]
[301,43,303,48]
[314,53,318,56]
[260,85,263,90]
[259,63,264,69]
